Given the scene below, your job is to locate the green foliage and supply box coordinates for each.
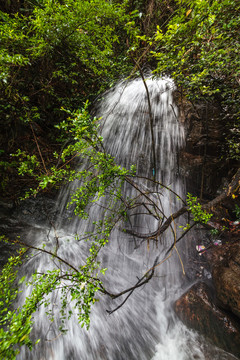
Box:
[233,204,240,220]
[152,0,240,160]
[0,3,138,337]
[0,103,135,357]
[12,151,40,177]
[0,157,18,192]
[186,193,212,224]
[0,208,119,357]
[14,103,130,206]
[0,242,33,359]
[0,0,134,167]
[0,240,102,358]
[210,228,219,236]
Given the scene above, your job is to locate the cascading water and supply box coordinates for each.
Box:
[17,77,237,360]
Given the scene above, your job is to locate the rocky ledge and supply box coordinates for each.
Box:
[175,240,240,359]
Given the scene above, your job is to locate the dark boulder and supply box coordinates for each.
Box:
[212,242,240,320]
[174,282,240,358]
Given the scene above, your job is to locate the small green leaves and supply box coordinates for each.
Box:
[100,268,107,275]
[152,0,240,160]
[18,275,26,285]
[186,193,212,224]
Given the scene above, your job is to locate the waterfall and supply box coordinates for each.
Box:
[17,77,236,360]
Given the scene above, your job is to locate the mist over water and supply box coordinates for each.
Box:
[17,78,236,360]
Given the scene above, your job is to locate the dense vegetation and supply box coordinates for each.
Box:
[0,0,239,358]
[0,0,134,195]
[152,0,240,160]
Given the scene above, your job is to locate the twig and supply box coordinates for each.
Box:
[166,222,196,255]
[131,61,157,181]
[125,206,188,239]
[106,256,159,313]
[128,174,186,205]
[30,123,48,174]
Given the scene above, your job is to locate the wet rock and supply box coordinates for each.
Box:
[0,217,34,267]
[0,195,58,268]
[177,98,230,197]
[174,282,240,358]
[12,195,58,226]
[0,238,19,269]
[0,199,14,218]
[212,242,240,320]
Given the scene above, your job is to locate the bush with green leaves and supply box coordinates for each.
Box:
[186,193,212,224]
[152,0,240,160]
[0,104,133,358]
[0,0,136,160]
[0,240,105,359]
[0,0,141,197]
[13,103,131,202]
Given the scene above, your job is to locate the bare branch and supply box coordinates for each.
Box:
[30,123,48,175]
[166,222,196,255]
[203,168,240,210]
[137,67,157,181]
[105,256,159,314]
[10,238,80,273]
[125,177,164,218]
[129,174,186,205]
[125,206,188,240]
[124,168,240,241]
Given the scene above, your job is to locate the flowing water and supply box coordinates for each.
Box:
[17,77,237,360]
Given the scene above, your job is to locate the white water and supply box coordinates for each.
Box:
[17,78,236,360]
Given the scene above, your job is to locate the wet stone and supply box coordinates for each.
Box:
[212,242,240,320]
[174,282,240,359]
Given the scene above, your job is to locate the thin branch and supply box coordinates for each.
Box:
[125,168,240,241]
[30,123,48,174]
[170,103,178,121]
[10,238,80,273]
[166,222,196,255]
[131,61,157,181]
[203,168,240,210]
[129,174,186,205]
[125,206,188,239]
[125,177,164,217]
[106,256,159,313]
